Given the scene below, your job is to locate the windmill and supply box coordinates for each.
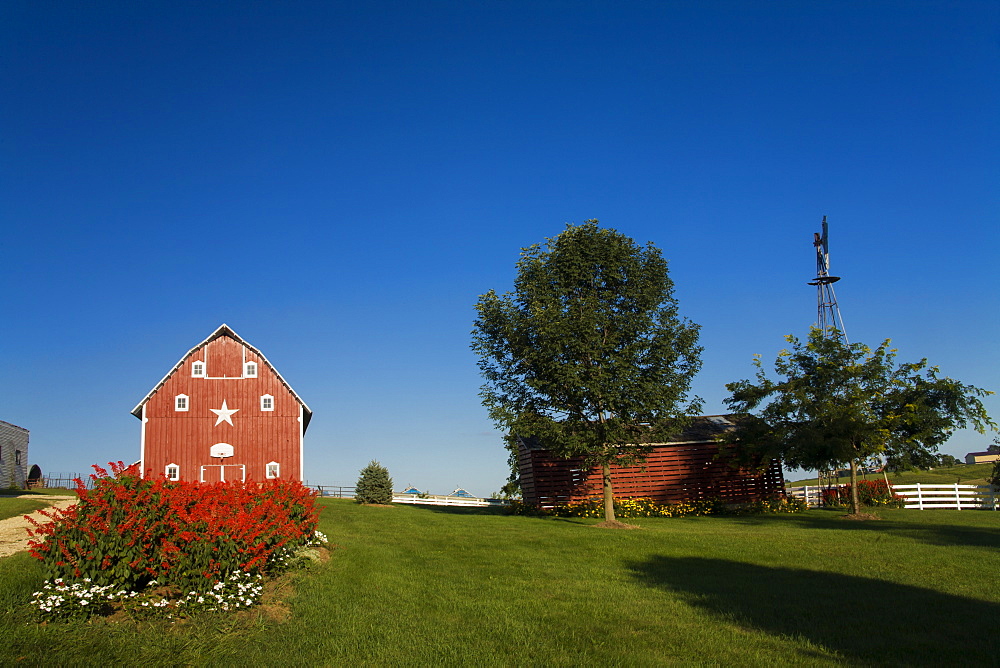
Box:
[808,217,853,491]
[807,216,848,343]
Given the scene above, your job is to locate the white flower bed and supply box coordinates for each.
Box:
[30,571,266,621]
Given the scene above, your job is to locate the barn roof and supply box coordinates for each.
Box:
[130,324,313,431]
[0,419,29,433]
[516,415,743,452]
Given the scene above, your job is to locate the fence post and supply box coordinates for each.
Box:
[954,483,962,510]
[916,482,923,510]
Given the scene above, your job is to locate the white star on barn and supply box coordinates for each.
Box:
[210,400,239,426]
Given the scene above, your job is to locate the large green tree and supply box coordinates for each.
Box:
[472,220,703,523]
[725,328,995,514]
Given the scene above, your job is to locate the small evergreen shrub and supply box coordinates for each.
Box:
[355,460,393,504]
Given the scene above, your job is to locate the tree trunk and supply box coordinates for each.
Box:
[602,462,616,523]
[849,458,860,515]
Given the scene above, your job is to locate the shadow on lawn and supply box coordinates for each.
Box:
[732,511,1000,550]
[399,505,596,525]
[627,556,998,664]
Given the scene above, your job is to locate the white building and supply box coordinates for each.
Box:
[0,420,29,489]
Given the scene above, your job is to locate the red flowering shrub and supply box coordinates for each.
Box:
[27,462,320,594]
[820,479,904,508]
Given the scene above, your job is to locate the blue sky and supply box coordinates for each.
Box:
[3,1,997,495]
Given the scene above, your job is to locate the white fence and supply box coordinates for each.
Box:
[787,483,998,510]
[787,485,827,508]
[892,484,997,510]
[309,486,506,507]
[392,494,505,508]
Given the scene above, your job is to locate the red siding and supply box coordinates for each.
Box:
[519,441,785,507]
[141,333,305,482]
[202,335,244,379]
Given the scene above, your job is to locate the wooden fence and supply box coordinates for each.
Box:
[892,483,997,510]
[38,474,94,490]
[310,485,356,498]
[787,483,998,510]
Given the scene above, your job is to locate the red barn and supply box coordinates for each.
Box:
[132,324,312,483]
[517,415,784,507]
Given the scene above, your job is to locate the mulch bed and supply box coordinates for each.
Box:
[593,520,641,530]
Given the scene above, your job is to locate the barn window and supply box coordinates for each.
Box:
[244,362,258,377]
[260,394,274,411]
[192,361,205,377]
[266,461,280,479]
[165,463,180,481]
[175,394,189,411]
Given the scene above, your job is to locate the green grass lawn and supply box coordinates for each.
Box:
[0,498,50,521]
[1,500,998,666]
[788,462,996,486]
[18,487,80,496]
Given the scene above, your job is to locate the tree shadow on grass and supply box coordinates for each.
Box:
[730,511,1000,550]
[397,505,601,526]
[627,556,998,665]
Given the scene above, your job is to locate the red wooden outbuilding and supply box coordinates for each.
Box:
[517,415,784,507]
[132,324,312,483]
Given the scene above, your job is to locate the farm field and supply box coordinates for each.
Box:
[788,461,995,487]
[1,499,998,666]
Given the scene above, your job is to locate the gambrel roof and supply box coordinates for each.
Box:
[130,324,313,430]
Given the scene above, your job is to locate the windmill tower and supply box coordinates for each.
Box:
[807,216,848,342]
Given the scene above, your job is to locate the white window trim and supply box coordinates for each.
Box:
[165,463,180,481]
[244,362,258,378]
[175,394,189,411]
[260,394,274,411]
[192,360,206,377]
[266,461,280,479]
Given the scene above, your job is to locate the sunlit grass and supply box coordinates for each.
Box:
[0,498,49,521]
[22,487,80,496]
[0,500,997,665]
[788,461,995,486]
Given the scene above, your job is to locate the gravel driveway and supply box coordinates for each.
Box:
[0,496,78,558]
